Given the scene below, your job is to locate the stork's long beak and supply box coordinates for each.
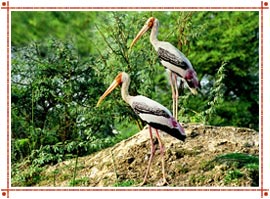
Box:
[130,24,150,49]
[96,80,120,107]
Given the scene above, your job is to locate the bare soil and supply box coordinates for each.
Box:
[35,123,259,187]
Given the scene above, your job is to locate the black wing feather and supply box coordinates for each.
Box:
[132,101,170,118]
[158,47,189,70]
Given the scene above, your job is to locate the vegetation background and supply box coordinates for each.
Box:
[11,11,259,186]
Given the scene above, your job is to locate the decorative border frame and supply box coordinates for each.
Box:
[1,1,269,198]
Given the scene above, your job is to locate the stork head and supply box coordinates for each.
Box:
[184,69,200,95]
[96,72,129,107]
[130,17,158,49]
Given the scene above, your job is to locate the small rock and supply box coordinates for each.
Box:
[190,131,200,138]
[89,167,99,178]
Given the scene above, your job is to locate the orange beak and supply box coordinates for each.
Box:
[96,73,123,107]
[96,79,120,107]
[130,24,150,49]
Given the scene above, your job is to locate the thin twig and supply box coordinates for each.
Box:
[110,150,119,182]
[95,24,119,56]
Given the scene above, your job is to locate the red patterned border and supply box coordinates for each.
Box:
[260,1,266,199]
[1,1,269,198]
[0,188,270,191]
[2,1,10,198]
[1,6,270,10]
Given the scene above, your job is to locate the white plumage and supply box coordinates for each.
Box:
[97,71,186,186]
[130,17,200,120]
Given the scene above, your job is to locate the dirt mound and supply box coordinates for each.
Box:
[37,124,259,187]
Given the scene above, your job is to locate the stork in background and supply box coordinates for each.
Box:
[130,17,200,121]
[97,72,186,186]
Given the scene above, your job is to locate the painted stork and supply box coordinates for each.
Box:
[96,72,186,186]
[130,17,200,121]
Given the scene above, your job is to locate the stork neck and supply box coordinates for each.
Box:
[150,22,159,49]
[121,78,131,104]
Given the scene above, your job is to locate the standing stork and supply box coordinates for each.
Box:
[130,17,200,121]
[97,72,186,186]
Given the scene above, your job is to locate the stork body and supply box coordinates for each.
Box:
[97,72,186,186]
[130,17,200,120]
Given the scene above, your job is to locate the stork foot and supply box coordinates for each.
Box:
[156,178,169,186]
[137,180,147,187]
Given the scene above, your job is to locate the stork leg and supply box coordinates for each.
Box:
[155,129,168,186]
[169,71,176,119]
[173,73,179,121]
[140,125,156,186]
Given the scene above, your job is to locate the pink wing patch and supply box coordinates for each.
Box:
[171,117,185,135]
[171,118,179,128]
